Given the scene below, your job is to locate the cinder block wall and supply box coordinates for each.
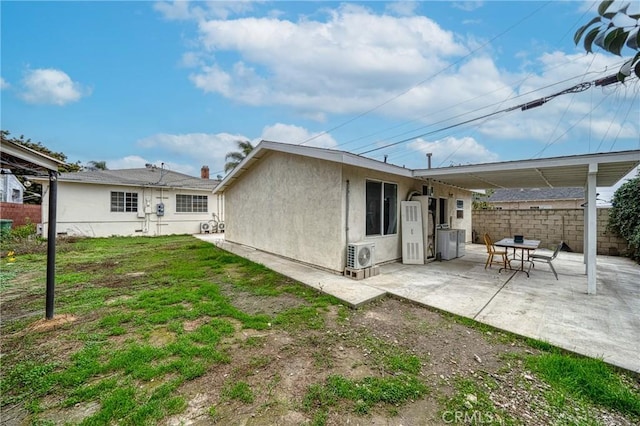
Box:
[472,208,628,256]
[0,202,42,227]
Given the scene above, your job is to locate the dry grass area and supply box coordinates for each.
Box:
[1,235,639,425]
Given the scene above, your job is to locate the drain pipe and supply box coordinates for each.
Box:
[345,180,350,244]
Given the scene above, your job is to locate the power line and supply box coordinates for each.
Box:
[357,73,627,157]
[350,67,621,156]
[296,1,553,147]
[608,87,640,152]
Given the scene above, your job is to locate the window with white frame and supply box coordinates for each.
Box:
[365,180,397,236]
[111,191,138,212]
[176,194,208,213]
[456,199,464,219]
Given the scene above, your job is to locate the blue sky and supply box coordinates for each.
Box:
[2,1,638,196]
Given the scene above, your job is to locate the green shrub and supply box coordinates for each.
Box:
[608,175,640,261]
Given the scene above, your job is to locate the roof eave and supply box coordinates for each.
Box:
[214,140,415,193]
[1,140,66,172]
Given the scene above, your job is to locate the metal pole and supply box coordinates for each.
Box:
[45,171,57,320]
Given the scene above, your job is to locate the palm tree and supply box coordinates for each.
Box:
[87,160,108,170]
[224,141,254,173]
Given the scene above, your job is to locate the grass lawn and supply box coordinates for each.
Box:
[1,234,639,425]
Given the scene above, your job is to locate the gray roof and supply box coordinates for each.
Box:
[55,168,219,191]
[486,187,584,202]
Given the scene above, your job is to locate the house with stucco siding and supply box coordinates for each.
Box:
[214,141,473,274]
[35,166,224,237]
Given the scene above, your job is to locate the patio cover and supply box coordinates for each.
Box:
[217,142,639,295]
[413,150,640,189]
[1,139,65,319]
[414,149,640,294]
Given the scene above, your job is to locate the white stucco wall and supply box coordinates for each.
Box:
[225,151,346,272]
[223,151,473,273]
[40,182,219,237]
[343,166,421,267]
[430,183,473,240]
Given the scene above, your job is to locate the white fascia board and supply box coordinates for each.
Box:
[413,150,640,178]
[2,141,65,171]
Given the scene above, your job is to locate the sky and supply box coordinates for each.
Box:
[1,0,639,200]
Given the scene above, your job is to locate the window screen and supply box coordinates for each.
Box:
[111,191,138,212]
[176,194,208,213]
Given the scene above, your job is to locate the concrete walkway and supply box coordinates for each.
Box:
[195,234,640,373]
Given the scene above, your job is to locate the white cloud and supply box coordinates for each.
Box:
[452,2,485,12]
[385,1,419,17]
[164,2,638,154]
[135,125,339,174]
[187,4,466,115]
[0,77,9,90]
[260,123,338,148]
[407,136,499,166]
[154,1,201,21]
[137,132,253,174]
[154,0,258,21]
[20,68,88,105]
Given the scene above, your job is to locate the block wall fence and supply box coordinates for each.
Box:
[472,208,628,256]
[0,202,42,227]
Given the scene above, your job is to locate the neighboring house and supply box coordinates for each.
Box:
[485,187,585,209]
[0,169,25,203]
[35,166,223,237]
[214,141,473,274]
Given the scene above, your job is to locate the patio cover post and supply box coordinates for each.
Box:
[583,198,588,267]
[586,163,597,295]
[45,171,58,319]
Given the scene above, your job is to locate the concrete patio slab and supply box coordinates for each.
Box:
[195,234,640,373]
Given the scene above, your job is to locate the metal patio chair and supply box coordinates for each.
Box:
[529,241,563,280]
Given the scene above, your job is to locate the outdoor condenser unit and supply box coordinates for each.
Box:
[346,242,375,269]
[200,222,212,234]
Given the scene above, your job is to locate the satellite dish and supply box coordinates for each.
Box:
[24,180,32,188]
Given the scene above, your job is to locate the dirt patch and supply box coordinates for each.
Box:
[27,314,78,332]
[216,281,309,316]
[163,298,638,426]
[4,290,639,425]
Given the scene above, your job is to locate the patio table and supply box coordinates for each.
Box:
[495,238,540,277]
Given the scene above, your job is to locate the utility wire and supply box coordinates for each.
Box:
[608,87,640,151]
[335,5,610,153]
[296,1,553,146]
[532,88,617,158]
[358,77,599,156]
[348,64,627,156]
[540,53,599,157]
[595,91,627,152]
[335,58,617,151]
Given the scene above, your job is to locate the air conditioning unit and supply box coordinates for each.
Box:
[200,222,212,234]
[347,242,375,269]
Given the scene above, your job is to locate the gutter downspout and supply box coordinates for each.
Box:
[345,180,350,245]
